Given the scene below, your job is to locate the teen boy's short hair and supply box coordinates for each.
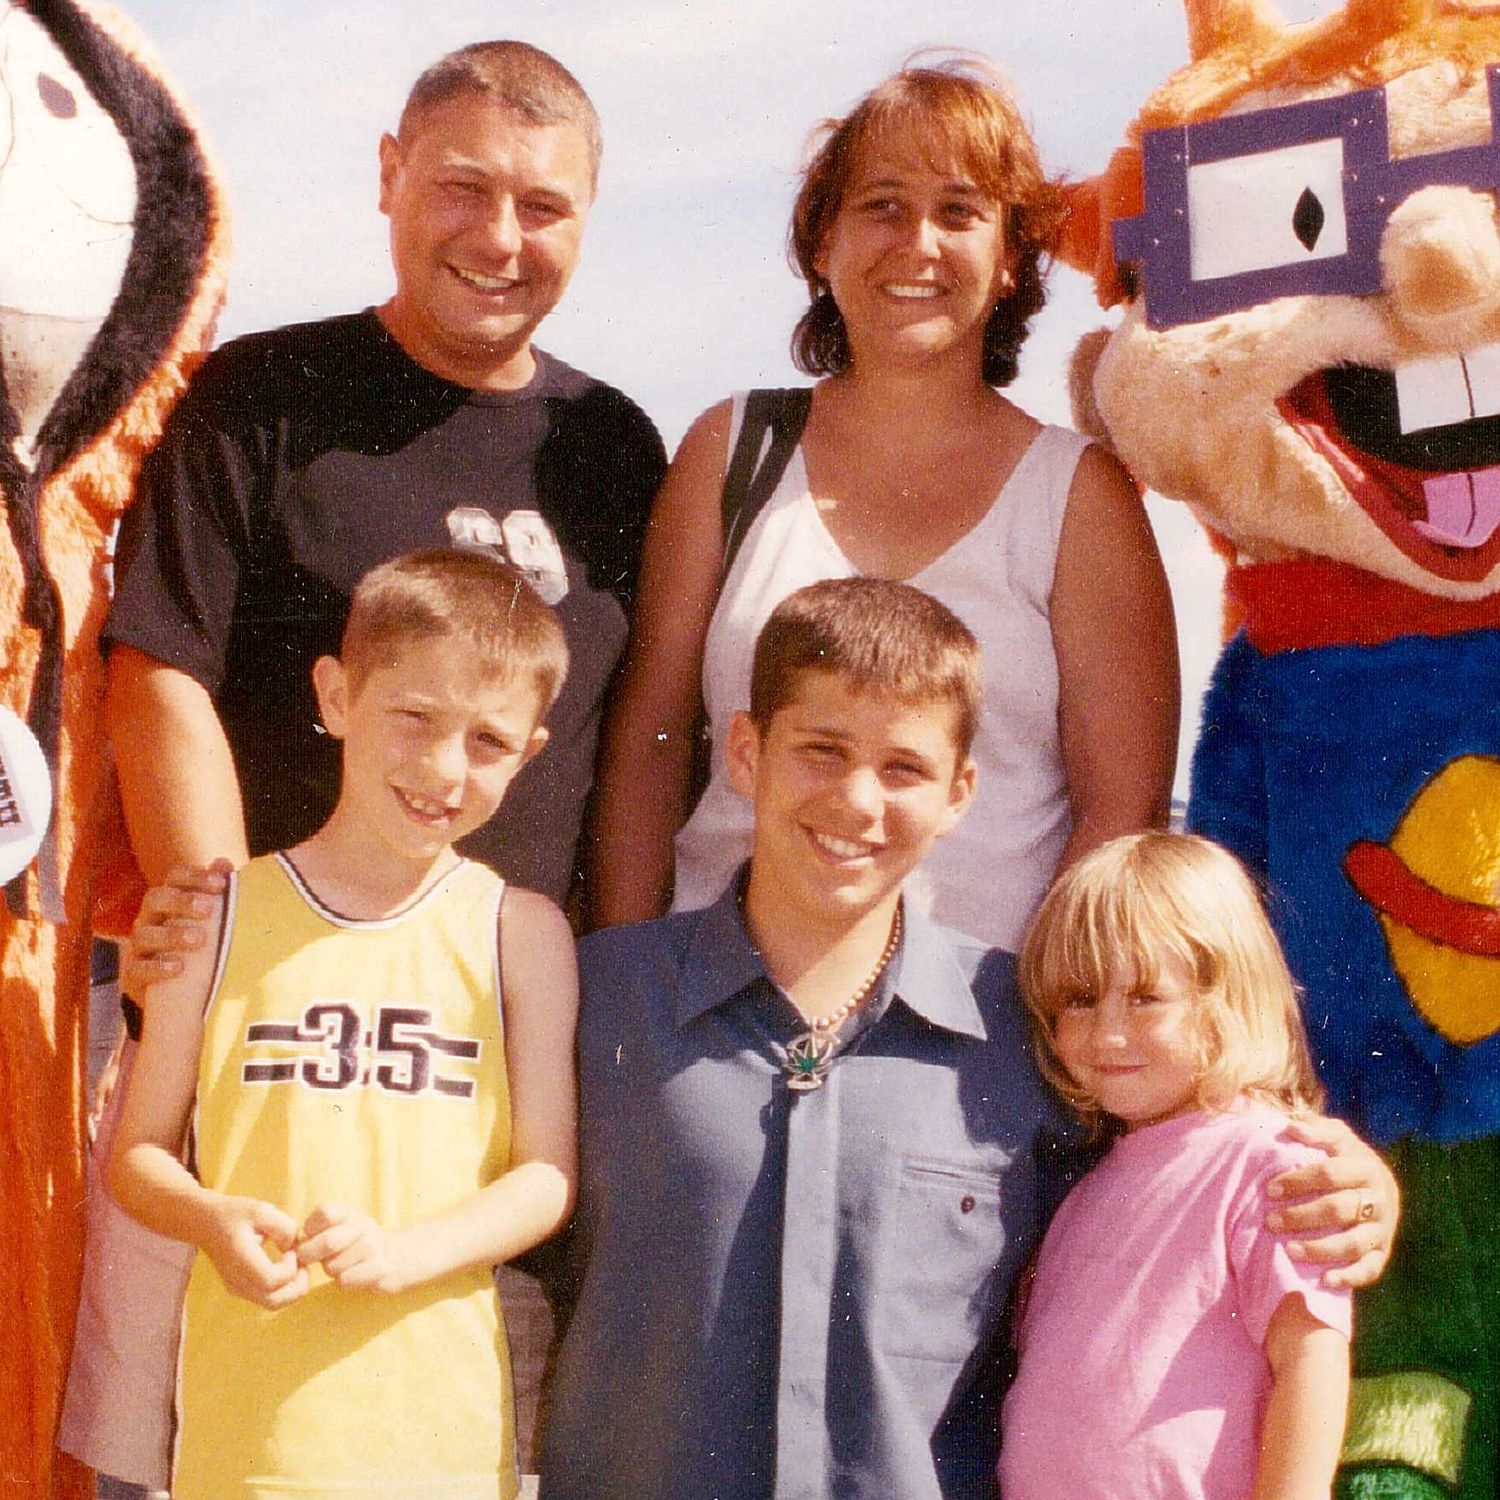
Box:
[749,578,983,758]
[1020,831,1324,1123]
[341,550,569,713]
[398,40,602,184]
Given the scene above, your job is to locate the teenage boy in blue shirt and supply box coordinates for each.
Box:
[542,577,1394,1500]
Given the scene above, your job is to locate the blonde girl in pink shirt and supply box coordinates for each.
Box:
[1000,832,1352,1500]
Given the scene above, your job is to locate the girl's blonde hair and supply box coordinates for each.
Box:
[1019,832,1323,1126]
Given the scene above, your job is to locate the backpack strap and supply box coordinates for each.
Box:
[682,387,812,814]
[719,387,812,578]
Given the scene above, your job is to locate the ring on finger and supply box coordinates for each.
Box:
[1356,1189,1376,1223]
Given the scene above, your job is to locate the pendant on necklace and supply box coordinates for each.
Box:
[777,903,903,1092]
[783,1029,837,1091]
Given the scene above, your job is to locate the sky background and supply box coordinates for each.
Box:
[118,0,1339,796]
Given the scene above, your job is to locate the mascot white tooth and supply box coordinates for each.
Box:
[0,2,226,1492]
[1062,2,1500,1496]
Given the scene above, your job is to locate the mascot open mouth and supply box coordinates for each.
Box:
[1279,352,1500,583]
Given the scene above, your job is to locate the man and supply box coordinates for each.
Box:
[91,42,663,1482]
[105,40,666,904]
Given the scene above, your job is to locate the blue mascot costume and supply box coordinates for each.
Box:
[1063,1,1500,1495]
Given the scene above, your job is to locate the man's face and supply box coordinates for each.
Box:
[378,94,594,391]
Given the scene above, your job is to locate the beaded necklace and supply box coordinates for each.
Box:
[781,905,903,1092]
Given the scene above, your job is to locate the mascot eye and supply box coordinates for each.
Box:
[1186,137,1349,281]
[0,15,135,229]
[1292,188,1326,251]
[36,72,77,120]
[0,8,137,320]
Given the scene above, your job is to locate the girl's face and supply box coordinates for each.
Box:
[1051,952,1202,1130]
[813,140,1009,372]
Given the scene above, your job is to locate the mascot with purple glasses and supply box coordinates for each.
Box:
[1063,2,1500,1496]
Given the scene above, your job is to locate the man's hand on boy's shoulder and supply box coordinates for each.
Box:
[297,1202,421,1295]
[205,1194,310,1309]
[120,859,234,997]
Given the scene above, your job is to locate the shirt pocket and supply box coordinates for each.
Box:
[874,1152,1013,1365]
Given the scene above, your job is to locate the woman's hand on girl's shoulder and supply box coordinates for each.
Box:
[1265,1114,1399,1289]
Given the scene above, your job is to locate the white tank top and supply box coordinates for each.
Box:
[672,393,1088,949]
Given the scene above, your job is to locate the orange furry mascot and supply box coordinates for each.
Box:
[1063,2,1500,1496]
[0,2,226,1492]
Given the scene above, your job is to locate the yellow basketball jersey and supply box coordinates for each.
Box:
[174,854,517,1500]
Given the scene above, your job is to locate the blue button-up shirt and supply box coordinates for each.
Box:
[540,883,1077,1500]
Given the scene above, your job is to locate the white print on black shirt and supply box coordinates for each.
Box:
[445,506,569,605]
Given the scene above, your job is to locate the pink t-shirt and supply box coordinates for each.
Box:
[999,1103,1351,1500]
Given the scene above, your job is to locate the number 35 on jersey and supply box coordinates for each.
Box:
[241,1003,483,1099]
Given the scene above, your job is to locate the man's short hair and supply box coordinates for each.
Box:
[398,41,602,183]
[749,578,983,759]
[341,549,569,714]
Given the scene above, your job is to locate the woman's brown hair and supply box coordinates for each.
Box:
[788,55,1065,389]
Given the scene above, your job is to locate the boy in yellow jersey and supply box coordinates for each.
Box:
[108,549,577,1500]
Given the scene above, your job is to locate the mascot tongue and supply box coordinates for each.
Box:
[1280,368,1500,574]
[1418,469,1500,548]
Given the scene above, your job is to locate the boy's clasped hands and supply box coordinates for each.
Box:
[207,1197,418,1308]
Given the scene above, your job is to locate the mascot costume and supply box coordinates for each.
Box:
[1063,1,1500,1495]
[0,1,225,1492]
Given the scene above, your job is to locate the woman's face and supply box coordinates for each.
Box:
[814,139,1010,373]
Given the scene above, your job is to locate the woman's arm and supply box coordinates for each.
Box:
[108,890,308,1309]
[297,888,580,1291]
[585,401,735,929]
[1251,1295,1351,1500]
[1051,444,1180,867]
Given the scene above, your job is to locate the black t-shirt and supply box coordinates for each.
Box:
[105,310,667,902]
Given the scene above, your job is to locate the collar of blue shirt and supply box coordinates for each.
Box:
[672,873,991,1041]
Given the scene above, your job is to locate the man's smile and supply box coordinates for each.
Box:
[450,265,521,293]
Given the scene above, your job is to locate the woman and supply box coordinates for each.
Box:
[589,56,1178,946]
